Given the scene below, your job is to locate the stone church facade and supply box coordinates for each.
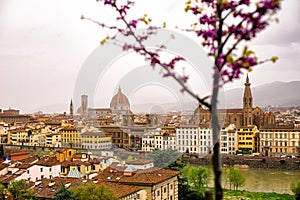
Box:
[193,75,275,128]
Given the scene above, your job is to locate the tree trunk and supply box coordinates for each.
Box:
[211,72,223,199]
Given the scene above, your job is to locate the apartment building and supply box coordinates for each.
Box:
[260,126,300,156]
[176,125,199,154]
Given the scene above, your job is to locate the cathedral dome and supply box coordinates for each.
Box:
[110,87,130,108]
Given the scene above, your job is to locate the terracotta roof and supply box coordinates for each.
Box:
[10,128,27,132]
[12,155,39,165]
[35,156,60,167]
[89,158,101,164]
[95,167,180,185]
[15,163,32,169]
[60,126,81,131]
[45,121,61,125]
[0,163,9,171]
[110,87,130,107]
[0,113,30,117]
[32,177,141,199]
[261,125,299,130]
[56,148,67,153]
[61,160,91,168]
[9,151,29,157]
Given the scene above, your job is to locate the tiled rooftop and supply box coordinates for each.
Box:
[32,177,141,199]
[96,166,180,185]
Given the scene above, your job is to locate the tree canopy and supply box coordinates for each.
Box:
[182,164,211,191]
[7,180,36,200]
[55,182,76,200]
[226,167,245,190]
[71,184,118,200]
[291,181,300,200]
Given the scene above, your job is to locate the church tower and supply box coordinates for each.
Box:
[70,99,74,117]
[81,94,88,118]
[243,74,253,126]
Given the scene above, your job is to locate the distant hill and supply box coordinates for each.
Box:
[225,81,300,108]
[132,81,300,113]
[29,81,300,114]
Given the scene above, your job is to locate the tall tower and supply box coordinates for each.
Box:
[81,94,88,118]
[243,74,253,126]
[70,99,74,117]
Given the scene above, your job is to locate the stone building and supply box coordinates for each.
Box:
[96,163,180,200]
[0,108,31,124]
[192,75,275,128]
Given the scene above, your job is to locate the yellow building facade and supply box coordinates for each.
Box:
[237,125,260,154]
[60,127,82,148]
[56,148,77,162]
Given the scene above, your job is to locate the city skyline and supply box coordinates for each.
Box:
[0,0,299,113]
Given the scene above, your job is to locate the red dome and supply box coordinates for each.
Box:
[110,87,130,108]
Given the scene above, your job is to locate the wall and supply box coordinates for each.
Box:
[182,154,300,171]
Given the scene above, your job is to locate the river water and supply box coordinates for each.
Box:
[219,169,300,194]
[239,169,300,194]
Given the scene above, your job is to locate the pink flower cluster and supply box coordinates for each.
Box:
[187,0,281,82]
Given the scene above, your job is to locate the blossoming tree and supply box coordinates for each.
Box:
[82,0,281,199]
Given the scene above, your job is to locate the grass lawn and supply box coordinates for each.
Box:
[224,190,295,200]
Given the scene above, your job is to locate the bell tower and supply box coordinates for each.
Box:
[243,74,253,126]
[70,99,74,117]
[81,94,88,118]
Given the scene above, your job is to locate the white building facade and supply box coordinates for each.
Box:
[198,126,213,154]
[220,124,238,155]
[16,164,61,182]
[176,125,199,153]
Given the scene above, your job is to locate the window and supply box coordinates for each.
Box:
[40,168,43,173]
[157,190,160,196]
[49,168,52,172]
[164,187,167,193]
[170,184,173,190]
[27,170,29,174]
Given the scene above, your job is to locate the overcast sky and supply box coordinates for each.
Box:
[0,0,299,113]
